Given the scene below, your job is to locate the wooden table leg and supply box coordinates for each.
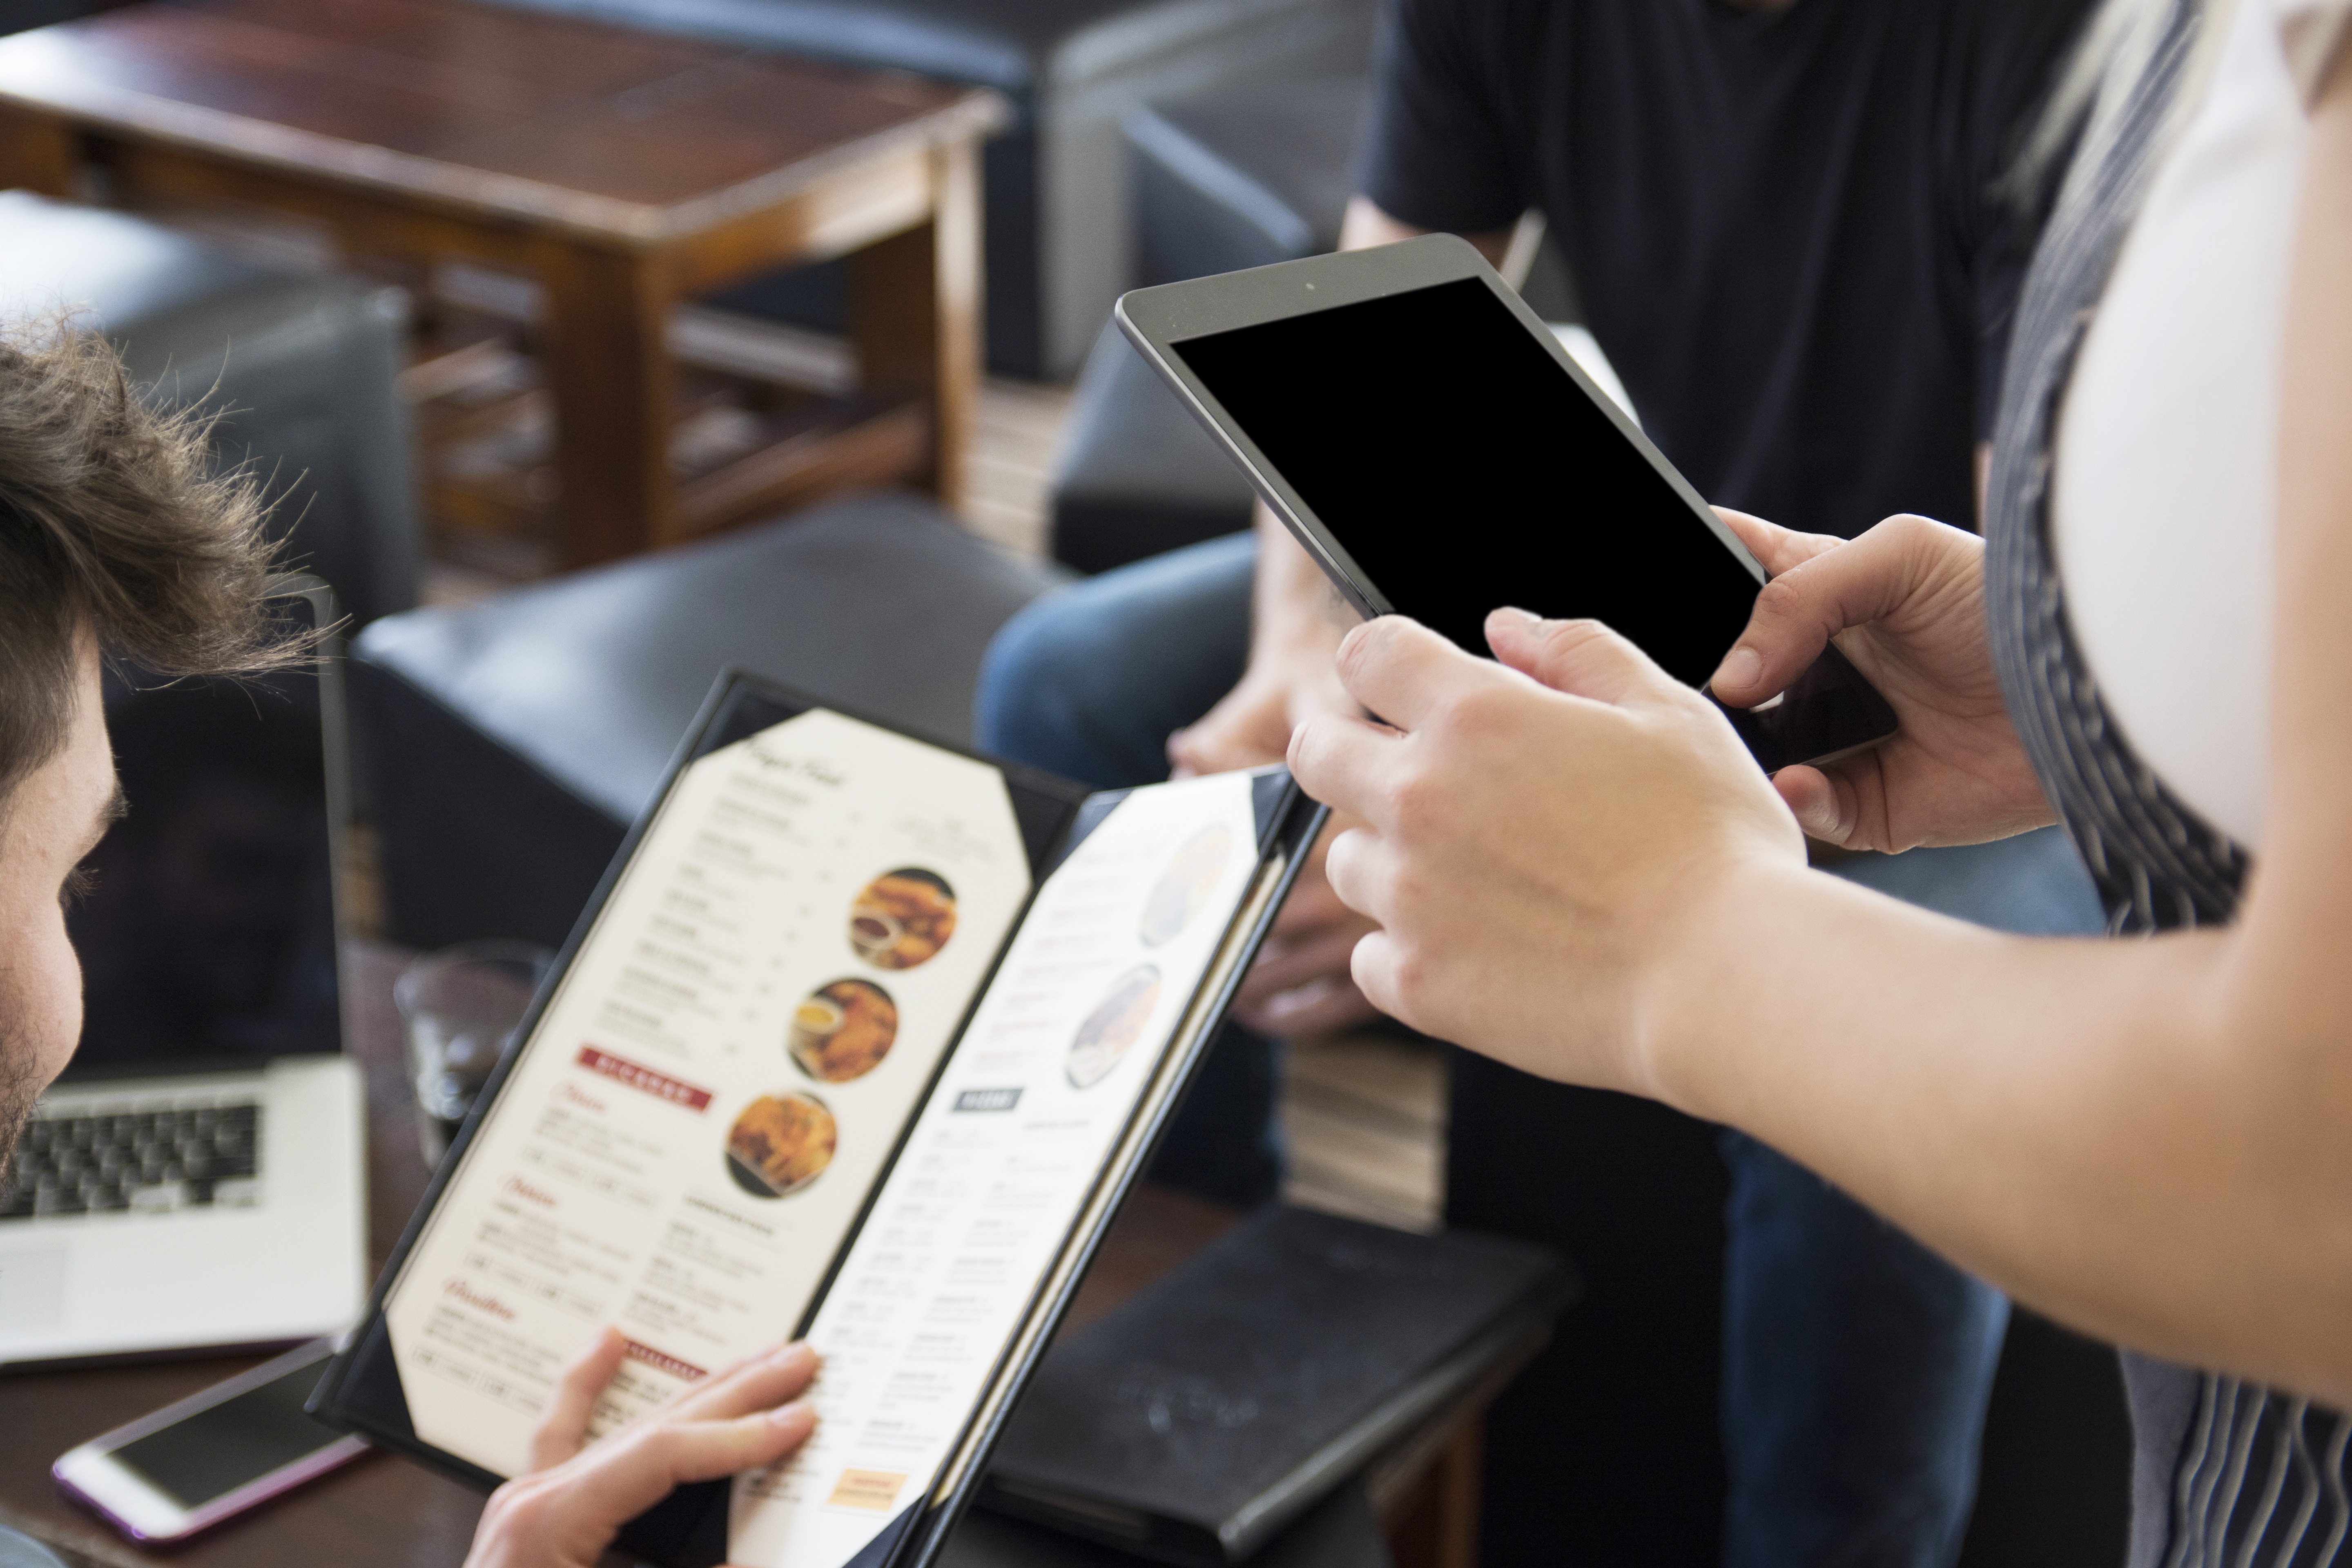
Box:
[848,137,981,515]
[1385,1418,1485,1568]
[1432,1418,1484,1568]
[537,241,676,567]
[0,107,79,197]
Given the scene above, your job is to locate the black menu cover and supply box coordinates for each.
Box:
[981,1206,1576,1564]
[949,1477,1391,1568]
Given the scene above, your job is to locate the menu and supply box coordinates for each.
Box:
[383,709,1034,1477]
[727,775,1260,1566]
[327,683,1317,1568]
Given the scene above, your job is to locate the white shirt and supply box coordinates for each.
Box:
[2051,0,2347,851]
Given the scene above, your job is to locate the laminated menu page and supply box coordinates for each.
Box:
[314,673,1323,1568]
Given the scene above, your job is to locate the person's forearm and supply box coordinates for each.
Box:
[1335,196,1516,266]
[1640,863,2352,1406]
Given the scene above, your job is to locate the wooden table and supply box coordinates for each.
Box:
[0,0,1004,568]
[0,944,1494,1568]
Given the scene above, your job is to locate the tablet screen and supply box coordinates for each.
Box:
[1172,277,1762,688]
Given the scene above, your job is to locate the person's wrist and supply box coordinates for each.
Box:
[1624,847,1810,1118]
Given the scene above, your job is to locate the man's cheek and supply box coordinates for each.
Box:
[19,917,84,1086]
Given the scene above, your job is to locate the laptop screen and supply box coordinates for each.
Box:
[61,591,344,1080]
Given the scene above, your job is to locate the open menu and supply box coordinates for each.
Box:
[314,674,1322,1568]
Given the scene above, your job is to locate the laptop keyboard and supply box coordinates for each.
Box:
[0,1100,262,1221]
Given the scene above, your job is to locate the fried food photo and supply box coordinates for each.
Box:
[789,978,899,1083]
[849,869,958,970]
[725,1092,837,1197]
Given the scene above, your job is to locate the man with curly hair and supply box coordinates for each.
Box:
[0,321,817,1568]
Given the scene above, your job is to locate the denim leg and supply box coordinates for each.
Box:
[975,532,1257,791]
[1723,827,2105,1568]
[974,533,1281,1208]
[1721,1133,2010,1568]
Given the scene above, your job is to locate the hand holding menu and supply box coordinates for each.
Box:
[315,675,1322,1568]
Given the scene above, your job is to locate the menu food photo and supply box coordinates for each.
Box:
[315,676,1322,1568]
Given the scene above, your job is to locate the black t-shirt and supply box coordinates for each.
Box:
[1355,0,2093,540]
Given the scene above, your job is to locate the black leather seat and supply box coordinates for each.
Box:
[1130,75,1366,287]
[1049,71,1582,576]
[479,0,1373,378]
[1046,73,1364,573]
[0,191,421,626]
[1047,321,1256,575]
[353,489,1073,951]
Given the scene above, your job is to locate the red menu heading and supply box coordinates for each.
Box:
[576,1046,713,1112]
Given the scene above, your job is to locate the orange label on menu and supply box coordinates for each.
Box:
[825,1470,907,1511]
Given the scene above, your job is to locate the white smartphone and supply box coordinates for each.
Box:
[52,1338,368,1543]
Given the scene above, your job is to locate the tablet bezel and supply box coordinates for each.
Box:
[1113,232,1770,624]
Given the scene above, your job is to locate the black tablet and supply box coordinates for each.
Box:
[1115,234,1896,771]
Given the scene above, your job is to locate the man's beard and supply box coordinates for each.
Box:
[0,1044,39,1191]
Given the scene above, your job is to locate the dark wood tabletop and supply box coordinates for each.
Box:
[0,942,1239,1568]
[0,0,1002,242]
[0,0,1005,566]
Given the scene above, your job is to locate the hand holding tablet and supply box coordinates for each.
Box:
[1114,234,1899,773]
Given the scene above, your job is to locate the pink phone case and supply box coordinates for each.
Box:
[54,1340,371,1543]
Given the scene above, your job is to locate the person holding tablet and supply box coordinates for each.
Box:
[981,0,2096,1561]
[1279,0,2352,1563]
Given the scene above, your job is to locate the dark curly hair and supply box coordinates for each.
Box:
[0,316,305,804]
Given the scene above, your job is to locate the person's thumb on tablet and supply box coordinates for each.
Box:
[1708,512,1983,710]
[1713,506,1846,579]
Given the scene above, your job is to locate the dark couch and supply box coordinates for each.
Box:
[352,489,1070,952]
[0,191,421,627]
[479,0,1374,378]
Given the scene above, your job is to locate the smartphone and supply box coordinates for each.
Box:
[53,1338,368,1542]
[1115,234,1900,772]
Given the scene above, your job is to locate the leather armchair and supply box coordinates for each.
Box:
[352,489,1071,951]
[478,0,1375,378]
[0,192,421,627]
[1048,319,1255,575]
[1047,72,1365,573]
[1130,75,1364,288]
[1050,70,1585,577]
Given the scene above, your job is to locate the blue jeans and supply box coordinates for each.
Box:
[1723,835,2104,1568]
[975,534,2107,1567]
[977,534,1276,1209]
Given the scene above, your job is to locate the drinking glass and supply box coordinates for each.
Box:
[394,941,554,1168]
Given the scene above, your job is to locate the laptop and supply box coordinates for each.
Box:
[0,577,366,1365]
